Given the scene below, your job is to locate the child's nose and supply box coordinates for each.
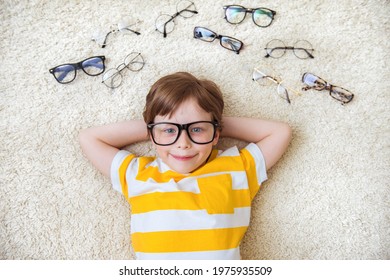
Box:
[176,130,192,148]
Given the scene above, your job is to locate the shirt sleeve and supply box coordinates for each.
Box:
[110,150,136,196]
[244,143,268,184]
[240,143,268,200]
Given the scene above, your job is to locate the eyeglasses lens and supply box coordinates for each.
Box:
[177,0,196,18]
[194,27,216,42]
[265,39,286,58]
[91,30,107,46]
[82,57,104,76]
[221,37,242,52]
[330,86,354,103]
[53,65,76,83]
[294,40,314,59]
[155,14,175,34]
[124,52,144,71]
[303,73,326,90]
[102,69,122,88]
[253,69,273,86]
[151,122,216,145]
[118,17,138,34]
[253,9,273,27]
[225,6,246,24]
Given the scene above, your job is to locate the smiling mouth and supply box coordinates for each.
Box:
[171,154,196,161]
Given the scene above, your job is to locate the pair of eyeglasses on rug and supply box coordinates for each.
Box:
[252,67,301,104]
[155,0,198,38]
[147,121,220,146]
[102,52,145,89]
[193,26,243,54]
[265,39,314,59]
[92,18,141,48]
[302,73,354,105]
[223,5,276,27]
[49,56,105,84]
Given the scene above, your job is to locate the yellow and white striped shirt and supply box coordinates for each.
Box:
[111,143,267,260]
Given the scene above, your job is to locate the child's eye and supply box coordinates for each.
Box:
[191,127,203,133]
[163,128,176,134]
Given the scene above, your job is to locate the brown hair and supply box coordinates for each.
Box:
[143,72,224,128]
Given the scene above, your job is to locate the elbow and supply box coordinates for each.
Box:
[285,123,293,142]
[280,123,293,147]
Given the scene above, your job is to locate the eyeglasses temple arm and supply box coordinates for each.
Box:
[123,27,141,35]
[102,30,114,48]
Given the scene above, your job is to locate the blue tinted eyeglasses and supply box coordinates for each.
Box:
[49,56,105,84]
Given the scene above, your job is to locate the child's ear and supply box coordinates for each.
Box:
[212,130,220,146]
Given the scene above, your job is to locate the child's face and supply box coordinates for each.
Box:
[151,98,220,174]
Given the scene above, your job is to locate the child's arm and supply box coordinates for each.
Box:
[79,120,148,177]
[221,116,292,170]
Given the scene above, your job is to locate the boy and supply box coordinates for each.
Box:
[79,72,291,259]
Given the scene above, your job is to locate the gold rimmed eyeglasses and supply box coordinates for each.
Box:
[252,67,301,104]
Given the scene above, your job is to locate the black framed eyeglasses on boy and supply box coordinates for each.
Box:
[147,121,220,146]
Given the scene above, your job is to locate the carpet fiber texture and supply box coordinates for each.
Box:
[1,0,389,259]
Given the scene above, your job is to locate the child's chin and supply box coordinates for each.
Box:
[170,163,199,174]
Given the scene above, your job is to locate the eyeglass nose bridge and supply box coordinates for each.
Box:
[116,63,127,73]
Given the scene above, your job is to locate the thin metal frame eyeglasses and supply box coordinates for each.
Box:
[253,67,301,104]
[302,73,354,105]
[265,39,314,59]
[102,52,145,89]
[49,56,105,84]
[193,26,243,54]
[223,5,276,27]
[92,18,141,48]
[147,121,220,146]
[155,0,198,38]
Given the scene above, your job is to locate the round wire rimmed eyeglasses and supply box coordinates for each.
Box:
[252,67,301,104]
[265,39,314,59]
[102,52,145,89]
[147,121,220,146]
[155,0,198,38]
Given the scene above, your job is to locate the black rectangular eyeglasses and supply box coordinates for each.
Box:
[49,56,105,84]
[193,26,243,54]
[147,121,220,146]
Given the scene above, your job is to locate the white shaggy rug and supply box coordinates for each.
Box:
[1,0,389,259]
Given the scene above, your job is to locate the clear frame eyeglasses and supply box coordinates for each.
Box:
[253,67,301,104]
[102,52,145,89]
[155,0,198,38]
[265,39,314,59]
[49,56,105,84]
[223,5,276,27]
[302,73,354,105]
[194,26,243,54]
[147,121,220,146]
[92,18,141,48]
